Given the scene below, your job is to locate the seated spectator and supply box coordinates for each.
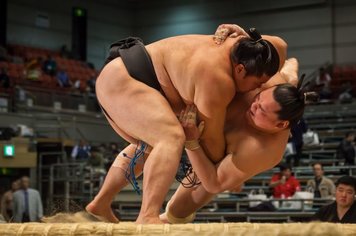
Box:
[269,163,301,198]
[59,45,71,58]
[338,81,353,104]
[12,176,43,222]
[0,179,20,222]
[286,117,308,167]
[42,55,57,76]
[0,214,5,223]
[86,62,95,69]
[306,163,335,199]
[25,57,42,81]
[0,45,9,61]
[87,146,106,186]
[71,139,91,161]
[303,129,320,146]
[316,66,332,100]
[72,78,82,94]
[56,68,71,88]
[311,175,356,223]
[337,132,355,165]
[87,146,105,169]
[0,68,10,88]
[104,142,121,171]
[86,76,96,96]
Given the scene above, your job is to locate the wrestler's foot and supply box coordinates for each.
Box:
[159,213,170,223]
[136,215,163,224]
[85,202,119,223]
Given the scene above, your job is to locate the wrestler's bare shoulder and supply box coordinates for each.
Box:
[147,34,235,63]
[147,35,236,99]
[227,127,289,160]
[225,129,288,179]
[148,34,215,50]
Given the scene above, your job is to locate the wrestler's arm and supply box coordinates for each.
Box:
[279,58,299,86]
[194,73,235,163]
[260,58,299,90]
[186,142,276,194]
[214,25,288,72]
[261,35,287,70]
[180,106,279,194]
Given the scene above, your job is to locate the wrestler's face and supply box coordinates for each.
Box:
[335,184,355,208]
[234,64,270,92]
[247,87,288,132]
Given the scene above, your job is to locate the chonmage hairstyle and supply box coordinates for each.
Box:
[273,74,319,127]
[230,28,280,78]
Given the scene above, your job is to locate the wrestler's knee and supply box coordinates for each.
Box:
[156,126,185,149]
[164,201,196,224]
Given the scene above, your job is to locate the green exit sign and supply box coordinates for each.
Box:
[74,8,85,17]
[4,145,15,157]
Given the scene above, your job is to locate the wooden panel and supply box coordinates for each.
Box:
[0,152,36,167]
[0,138,37,167]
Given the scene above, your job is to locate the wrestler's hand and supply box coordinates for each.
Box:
[179,105,205,141]
[213,24,249,45]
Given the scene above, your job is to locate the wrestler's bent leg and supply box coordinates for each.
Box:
[160,181,215,223]
[86,144,147,222]
[95,61,185,223]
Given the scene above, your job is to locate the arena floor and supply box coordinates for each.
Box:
[1,222,356,236]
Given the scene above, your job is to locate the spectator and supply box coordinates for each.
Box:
[316,67,332,100]
[269,163,301,198]
[311,175,356,223]
[87,146,105,170]
[56,68,71,88]
[338,81,353,104]
[104,142,120,171]
[12,176,43,222]
[0,214,5,223]
[25,57,42,81]
[0,67,10,88]
[286,117,308,166]
[71,139,91,161]
[306,163,335,199]
[303,128,320,146]
[42,55,57,76]
[337,132,355,165]
[0,179,21,221]
[59,45,71,58]
[0,45,9,61]
[73,78,82,93]
[87,146,106,186]
[86,76,96,96]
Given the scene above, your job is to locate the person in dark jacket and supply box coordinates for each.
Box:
[337,132,355,165]
[312,176,356,223]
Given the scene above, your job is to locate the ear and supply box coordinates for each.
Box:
[276,120,289,129]
[235,64,245,74]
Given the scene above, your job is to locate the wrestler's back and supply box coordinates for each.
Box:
[146,35,234,113]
